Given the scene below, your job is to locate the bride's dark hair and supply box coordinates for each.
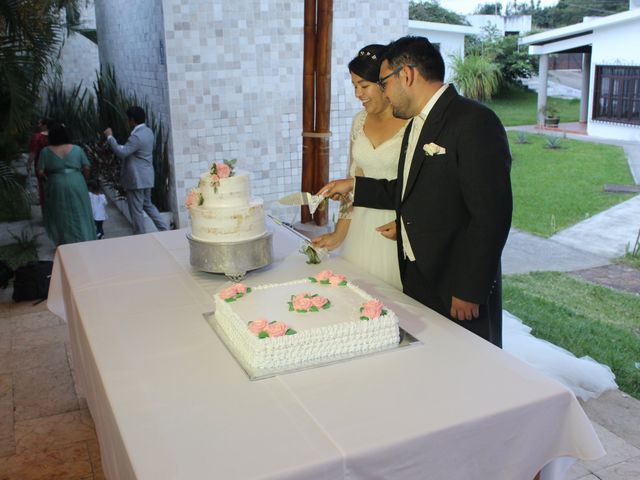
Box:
[348,44,386,83]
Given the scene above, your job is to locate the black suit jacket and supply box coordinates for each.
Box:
[354,86,512,345]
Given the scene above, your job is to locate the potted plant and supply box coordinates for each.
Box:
[540,104,560,127]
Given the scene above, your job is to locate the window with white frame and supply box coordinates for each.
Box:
[593,65,640,125]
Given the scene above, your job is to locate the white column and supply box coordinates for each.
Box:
[537,54,549,126]
[580,52,591,124]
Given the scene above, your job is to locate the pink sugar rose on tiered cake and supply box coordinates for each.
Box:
[360,299,387,321]
[208,159,236,192]
[184,188,201,209]
[215,162,231,178]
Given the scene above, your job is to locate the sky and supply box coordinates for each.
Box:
[435,0,559,15]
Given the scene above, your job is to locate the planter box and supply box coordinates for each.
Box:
[544,116,560,127]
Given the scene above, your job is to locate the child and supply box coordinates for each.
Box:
[88,180,108,239]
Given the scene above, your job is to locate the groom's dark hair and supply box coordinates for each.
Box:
[381,36,445,83]
[126,106,146,125]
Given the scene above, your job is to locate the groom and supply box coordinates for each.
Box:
[321,36,512,347]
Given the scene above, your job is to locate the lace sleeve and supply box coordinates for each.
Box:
[339,112,364,220]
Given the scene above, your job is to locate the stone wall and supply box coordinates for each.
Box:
[94,0,408,227]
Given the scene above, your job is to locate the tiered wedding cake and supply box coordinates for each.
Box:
[214,270,400,371]
[185,160,266,243]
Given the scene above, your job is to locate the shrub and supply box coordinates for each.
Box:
[450,54,501,102]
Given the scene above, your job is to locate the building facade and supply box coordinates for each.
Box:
[94,0,408,227]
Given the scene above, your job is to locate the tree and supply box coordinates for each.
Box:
[0,0,82,151]
[475,3,503,15]
[534,0,628,29]
[466,25,537,89]
[409,1,469,25]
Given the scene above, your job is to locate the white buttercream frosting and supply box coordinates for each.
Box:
[215,278,400,370]
[189,170,267,243]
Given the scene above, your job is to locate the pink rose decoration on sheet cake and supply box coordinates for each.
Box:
[266,322,289,337]
[309,270,347,286]
[310,295,328,308]
[218,283,252,302]
[328,274,347,286]
[248,319,269,334]
[360,299,387,320]
[288,293,331,312]
[248,319,296,338]
[315,270,333,281]
[292,295,313,311]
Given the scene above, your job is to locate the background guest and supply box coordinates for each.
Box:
[88,179,108,239]
[27,117,51,210]
[103,106,168,235]
[37,123,96,245]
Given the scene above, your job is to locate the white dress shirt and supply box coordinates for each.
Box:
[400,83,450,261]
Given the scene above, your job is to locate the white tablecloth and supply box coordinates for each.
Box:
[48,227,604,480]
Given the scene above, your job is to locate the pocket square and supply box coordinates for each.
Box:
[423,142,446,156]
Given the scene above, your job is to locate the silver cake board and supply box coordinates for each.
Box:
[203,310,422,381]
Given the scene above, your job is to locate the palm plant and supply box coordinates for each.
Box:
[450,54,501,102]
[0,161,31,221]
[43,66,172,210]
[0,0,82,140]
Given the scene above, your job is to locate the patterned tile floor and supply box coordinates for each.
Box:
[0,289,104,480]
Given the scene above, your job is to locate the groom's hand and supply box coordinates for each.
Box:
[376,221,397,240]
[450,296,479,321]
[318,178,355,201]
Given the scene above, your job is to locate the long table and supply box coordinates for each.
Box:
[48,227,604,480]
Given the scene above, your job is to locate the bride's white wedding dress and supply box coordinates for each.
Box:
[341,110,405,290]
[503,310,618,400]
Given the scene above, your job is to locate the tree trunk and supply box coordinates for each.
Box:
[301,0,332,226]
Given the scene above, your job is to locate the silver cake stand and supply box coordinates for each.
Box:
[187,231,273,281]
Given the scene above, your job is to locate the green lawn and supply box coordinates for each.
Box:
[508,131,634,237]
[618,252,640,270]
[504,271,640,399]
[485,85,580,126]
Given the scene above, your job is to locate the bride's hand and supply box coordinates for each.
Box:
[376,221,397,240]
[312,232,344,251]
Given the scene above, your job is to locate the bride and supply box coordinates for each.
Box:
[312,44,407,290]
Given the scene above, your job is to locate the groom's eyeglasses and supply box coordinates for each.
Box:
[377,64,415,91]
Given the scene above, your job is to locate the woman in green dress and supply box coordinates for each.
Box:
[37,123,97,245]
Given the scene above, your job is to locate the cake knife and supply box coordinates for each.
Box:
[267,214,313,243]
[278,192,325,215]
